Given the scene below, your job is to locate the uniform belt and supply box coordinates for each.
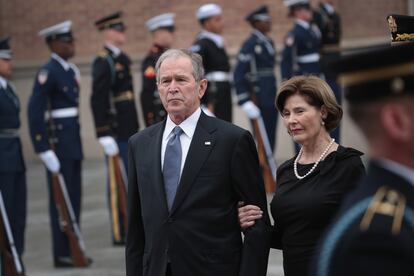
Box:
[45,107,78,120]
[205,71,231,82]
[0,128,19,138]
[113,90,134,103]
[297,53,320,63]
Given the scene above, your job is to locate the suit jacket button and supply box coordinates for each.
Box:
[167,218,174,223]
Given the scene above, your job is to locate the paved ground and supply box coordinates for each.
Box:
[23,160,284,276]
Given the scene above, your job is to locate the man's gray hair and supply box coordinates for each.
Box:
[155,48,205,83]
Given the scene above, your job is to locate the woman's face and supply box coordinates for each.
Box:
[281,94,326,145]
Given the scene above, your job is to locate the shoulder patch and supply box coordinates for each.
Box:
[37,69,49,85]
[237,53,251,62]
[285,35,295,47]
[144,66,156,78]
[254,44,262,54]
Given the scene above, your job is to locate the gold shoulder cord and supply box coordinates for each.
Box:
[360,186,406,235]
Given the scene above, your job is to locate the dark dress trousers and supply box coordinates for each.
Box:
[311,161,414,276]
[126,112,271,276]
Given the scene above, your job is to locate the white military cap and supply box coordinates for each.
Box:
[196,3,222,20]
[146,13,175,32]
[38,20,73,41]
[283,0,309,8]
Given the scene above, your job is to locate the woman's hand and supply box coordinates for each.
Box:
[238,203,263,229]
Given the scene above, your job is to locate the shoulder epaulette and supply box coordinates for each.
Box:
[360,186,406,235]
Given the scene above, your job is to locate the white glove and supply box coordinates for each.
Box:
[98,136,119,156]
[241,101,261,119]
[39,150,60,173]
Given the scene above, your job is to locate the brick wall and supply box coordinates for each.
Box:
[0,0,409,62]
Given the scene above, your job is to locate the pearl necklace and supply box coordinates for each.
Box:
[294,138,335,180]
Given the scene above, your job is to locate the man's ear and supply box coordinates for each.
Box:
[381,103,412,142]
[198,79,208,99]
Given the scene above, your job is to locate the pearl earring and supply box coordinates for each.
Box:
[321,121,325,126]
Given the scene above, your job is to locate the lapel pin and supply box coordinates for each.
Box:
[204,141,211,146]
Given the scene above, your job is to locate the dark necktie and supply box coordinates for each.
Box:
[163,126,183,210]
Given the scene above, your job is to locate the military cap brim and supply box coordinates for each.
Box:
[245,5,270,23]
[0,36,11,59]
[329,42,414,103]
[95,11,126,32]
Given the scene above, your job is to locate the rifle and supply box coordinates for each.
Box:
[248,56,277,193]
[0,192,24,276]
[108,154,128,241]
[46,101,89,267]
[52,173,90,266]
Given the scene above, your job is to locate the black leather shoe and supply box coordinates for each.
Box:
[54,256,93,268]
[113,240,125,246]
[54,257,74,268]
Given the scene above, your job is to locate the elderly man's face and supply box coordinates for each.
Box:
[157,55,207,124]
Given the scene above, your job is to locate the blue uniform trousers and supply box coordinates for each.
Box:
[0,172,26,256]
[46,159,82,260]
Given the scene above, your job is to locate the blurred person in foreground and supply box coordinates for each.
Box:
[311,27,414,276]
[141,13,175,127]
[238,75,365,276]
[126,48,270,276]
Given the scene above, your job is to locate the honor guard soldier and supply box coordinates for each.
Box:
[190,3,232,122]
[311,42,414,276]
[281,0,322,81]
[0,37,27,260]
[313,0,342,143]
[234,5,278,150]
[141,13,175,127]
[92,12,139,245]
[28,21,90,267]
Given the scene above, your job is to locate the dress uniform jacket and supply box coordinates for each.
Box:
[28,55,83,159]
[191,32,232,122]
[140,44,167,127]
[0,81,25,172]
[312,161,414,276]
[91,46,139,140]
[234,30,278,149]
[281,21,322,80]
[0,79,26,255]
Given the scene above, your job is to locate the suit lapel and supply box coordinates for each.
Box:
[170,113,217,214]
[147,121,170,214]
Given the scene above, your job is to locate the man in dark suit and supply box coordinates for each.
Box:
[311,42,414,276]
[126,48,271,276]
